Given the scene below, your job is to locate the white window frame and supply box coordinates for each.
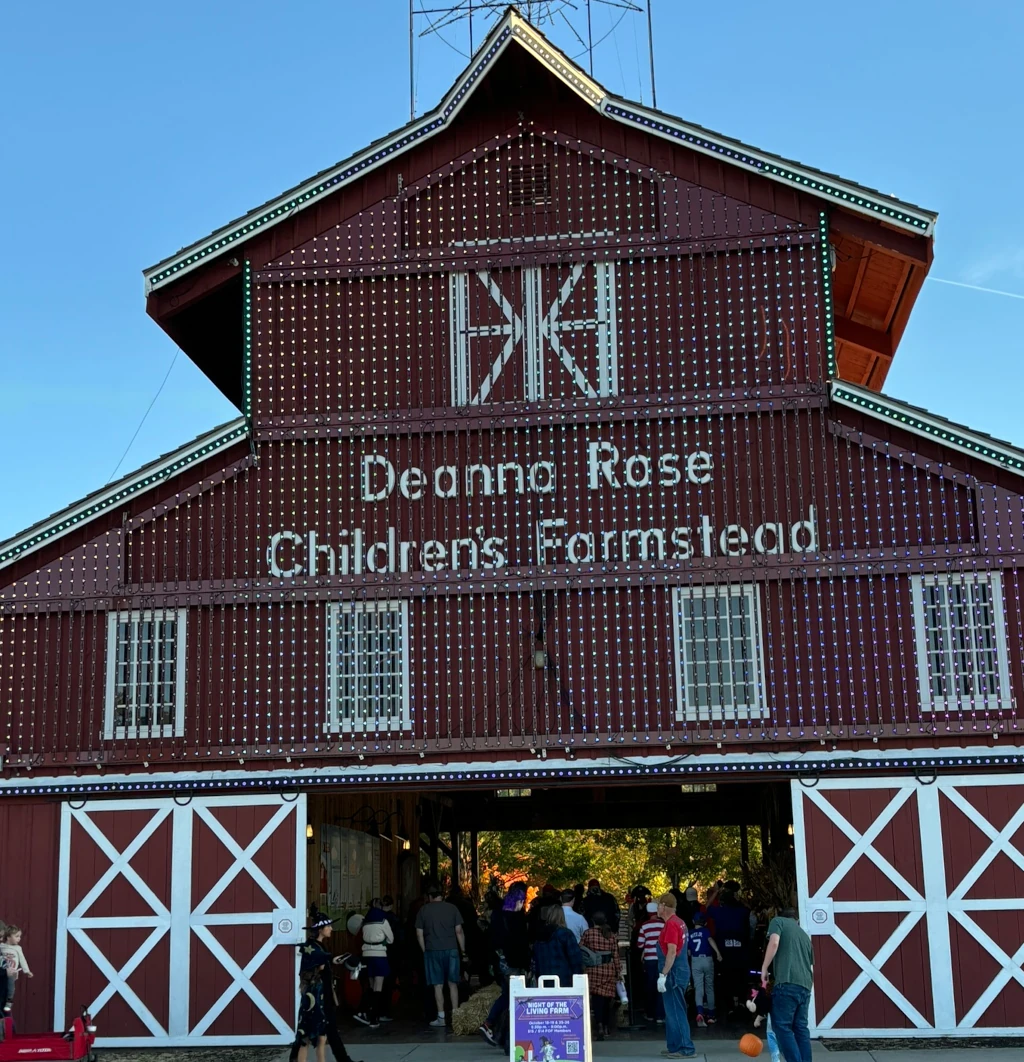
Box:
[325,600,411,734]
[103,609,187,739]
[672,583,767,722]
[911,571,1012,713]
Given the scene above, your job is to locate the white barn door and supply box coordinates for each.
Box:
[54,793,305,1047]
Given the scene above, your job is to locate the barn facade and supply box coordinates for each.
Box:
[2,8,1023,1046]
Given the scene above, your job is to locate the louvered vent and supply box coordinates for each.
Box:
[508,164,552,209]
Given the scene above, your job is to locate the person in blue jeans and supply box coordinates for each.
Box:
[760,908,814,1062]
[655,893,695,1059]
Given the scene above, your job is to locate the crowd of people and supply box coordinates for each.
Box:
[288,876,813,1062]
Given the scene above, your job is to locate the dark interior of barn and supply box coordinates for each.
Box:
[306,780,796,1045]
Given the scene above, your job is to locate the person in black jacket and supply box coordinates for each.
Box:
[582,880,620,932]
[479,883,529,1049]
[533,904,584,988]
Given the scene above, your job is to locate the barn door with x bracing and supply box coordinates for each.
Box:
[55,794,305,1047]
[792,774,1024,1038]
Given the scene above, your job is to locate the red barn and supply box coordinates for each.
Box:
[2,7,1023,1046]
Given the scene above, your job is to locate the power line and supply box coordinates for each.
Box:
[107,350,179,483]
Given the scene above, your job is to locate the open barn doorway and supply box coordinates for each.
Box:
[392,779,798,1047]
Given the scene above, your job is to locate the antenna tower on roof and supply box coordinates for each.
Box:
[409,1,656,120]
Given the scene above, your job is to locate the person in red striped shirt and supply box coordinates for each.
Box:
[635,902,665,1024]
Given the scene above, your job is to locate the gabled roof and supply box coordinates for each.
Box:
[144,6,936,295]
[831,381,1024,476]
[0,418,247,573]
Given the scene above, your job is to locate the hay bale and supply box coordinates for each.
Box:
[451,983,502,1036]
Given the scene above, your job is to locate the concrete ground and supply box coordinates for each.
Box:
[96,1040,1024,1062]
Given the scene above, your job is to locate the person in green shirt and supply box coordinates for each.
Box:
[760,908,813,1062]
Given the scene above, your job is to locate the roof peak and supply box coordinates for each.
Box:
[144,5,935,294]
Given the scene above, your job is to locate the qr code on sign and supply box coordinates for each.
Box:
[566,1040,580,1056]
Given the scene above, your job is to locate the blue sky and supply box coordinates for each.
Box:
[2,1,1022,542]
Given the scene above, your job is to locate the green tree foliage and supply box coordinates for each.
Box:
[478,826,760,900]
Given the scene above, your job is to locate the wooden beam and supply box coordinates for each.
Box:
[834,315,894,360]
[845,246,872,318]
[888,263,928,353]
[451,829,462,888]
[470,830,479,897]
[830,209,932,267]
[883,261,913,332]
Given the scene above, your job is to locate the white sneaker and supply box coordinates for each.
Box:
[429,1015,447,1028]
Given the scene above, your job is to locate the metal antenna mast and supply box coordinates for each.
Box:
[409,1,648,119]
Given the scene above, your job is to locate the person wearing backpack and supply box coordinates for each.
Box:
[581,912,621,1040]
[352,901,394,1030]
[532,903,583,987]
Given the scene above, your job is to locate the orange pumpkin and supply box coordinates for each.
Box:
[739,1033,764,1057]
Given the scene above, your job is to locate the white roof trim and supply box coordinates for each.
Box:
[1,745,1019,796]
[0,418,248,573]
[831,381,1024,476]
[144,8,935,294]
[600,98,935,237]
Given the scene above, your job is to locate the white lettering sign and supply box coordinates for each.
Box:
[267,436,821,577]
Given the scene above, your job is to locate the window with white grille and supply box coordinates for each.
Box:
[911,572,1011,712]
[673,584,766,721]
[326,601,411,733]
[104,609,186,739]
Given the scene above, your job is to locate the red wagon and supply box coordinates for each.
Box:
[0,1011,97,1061]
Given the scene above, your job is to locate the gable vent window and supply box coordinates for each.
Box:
[508,163,552,209]
[326,601,411,734]
[911,572,1011,712]
[104,609,186,739]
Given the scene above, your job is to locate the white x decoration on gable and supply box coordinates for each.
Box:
[55,796,305,1048]
[449,260,618,405]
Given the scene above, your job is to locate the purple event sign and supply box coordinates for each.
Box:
[512,994,587,1062]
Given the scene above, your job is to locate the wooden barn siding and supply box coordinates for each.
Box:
[121,411,976,587]
[0,427,1016,764]
[252,246,825,418]
[0,572,991,761]
[0,440,251,597]
[147,45,822,324]
[0,800,60,1031]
